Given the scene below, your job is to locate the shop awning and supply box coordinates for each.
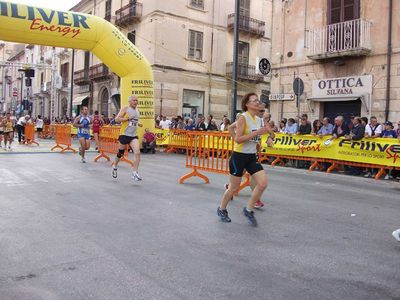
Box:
[72,95,89,106]
[307,96,361,102]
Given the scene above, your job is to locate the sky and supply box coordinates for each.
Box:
[10,0,82,11]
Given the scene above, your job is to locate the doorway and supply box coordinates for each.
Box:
[323,99,361,125]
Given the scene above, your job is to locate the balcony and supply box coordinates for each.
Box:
[88,63,112,82]
[226,62,264,83]
[227,14,265,38]
[306,19,372,60]
[73,69,90,86]
[115,2,142,27]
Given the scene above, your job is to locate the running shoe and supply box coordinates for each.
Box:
[8,146,11,151]
[81,157,86,163]
[254,200,265,209]
[393,229,400,242]
[131,171,142,181]
[243,207,258,227]
[217,207,231,223]
[112,168,118,178]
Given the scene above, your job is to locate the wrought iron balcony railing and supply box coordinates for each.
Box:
[73,69,90,86]
[306,19,372,60]
[227,14,265,38]
[115,2,142,27]
[226,62,264,82]
[88,63,112,82]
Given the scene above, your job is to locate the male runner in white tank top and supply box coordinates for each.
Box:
[112,95,143,181]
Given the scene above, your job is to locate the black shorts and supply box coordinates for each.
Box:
[118,135,138,145]
[229,151,263,177]
[37,128,43,132]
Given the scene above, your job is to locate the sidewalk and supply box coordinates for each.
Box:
[0,138,98,154]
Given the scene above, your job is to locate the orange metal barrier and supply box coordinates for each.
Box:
[165,129,188,153]
[24,123,39,146]
[42,125,54,139]
[94,126,133,166]
[179,131,250,194]
[50,125,77,153]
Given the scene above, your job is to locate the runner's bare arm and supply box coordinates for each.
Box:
[228,121,237,138]
[115,107,129,123]
[235,116,269,144]
[73,116,81,128]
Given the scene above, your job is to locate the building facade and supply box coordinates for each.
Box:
[71,0,273,120]
[270,0,400,124]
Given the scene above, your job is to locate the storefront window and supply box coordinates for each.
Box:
[183,89,204,120]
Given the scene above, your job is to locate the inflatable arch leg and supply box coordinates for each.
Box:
[0,1,154,134]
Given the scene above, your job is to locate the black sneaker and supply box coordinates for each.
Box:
[243,207,258,227]
[217,207,231,223]
[112,168,117,178]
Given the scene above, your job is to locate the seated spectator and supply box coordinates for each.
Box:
[269,120,279,132]
[160,116,172,129]
[361,117,368,127]
[317,117,334,136]
[279,119,287,133]
[312,119,322,134]
[381,121,397,138]
[365,116,382,138]
[184,119,196,130]
[176,116,185,129]
[195,115,206,131]
[331,116,350,140]
[297,117,312,135]
[142,128,156,154]
[220,117,231,131]
[207,119,219,131]
[284,118,298,134]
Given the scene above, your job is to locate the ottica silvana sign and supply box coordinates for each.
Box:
[312,75,372,98]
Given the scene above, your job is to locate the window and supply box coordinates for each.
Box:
[328,0,360,24]
[182,89,204,120]
[190,0,204,10]
[128,30,136,44]
[240,0,250,17]
[105,0,112,21]
[188,30,203,60]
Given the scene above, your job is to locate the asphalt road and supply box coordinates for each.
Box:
[0,152,399,300]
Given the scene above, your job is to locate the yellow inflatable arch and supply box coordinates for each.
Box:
[0,1,154,132]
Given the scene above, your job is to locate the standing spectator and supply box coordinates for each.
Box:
[297,116,312,135]
[35,115,44,139]
[220,115,228,129]
[312,119,322,134]
[176,116,185,129]
[16,115,30,144]
[284,118,298,134]
[317,117,334,136]
[159,116,172,129]
[110,113,117,125]
[195,115,206,131]
[396,120,400,137]
[364,116,382,138]
[184,119,196,130]
[142,128,156,154]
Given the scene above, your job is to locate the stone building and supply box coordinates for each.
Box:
[71,0,273,120]
[270,0,400,124]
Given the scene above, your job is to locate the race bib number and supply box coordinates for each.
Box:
[128,119,138,127]
[250,129,260,143]
[81,128,89,134]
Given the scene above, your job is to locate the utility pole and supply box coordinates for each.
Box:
[69,49,75,119]
[231,0,240,122]
[160,82,163,116]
